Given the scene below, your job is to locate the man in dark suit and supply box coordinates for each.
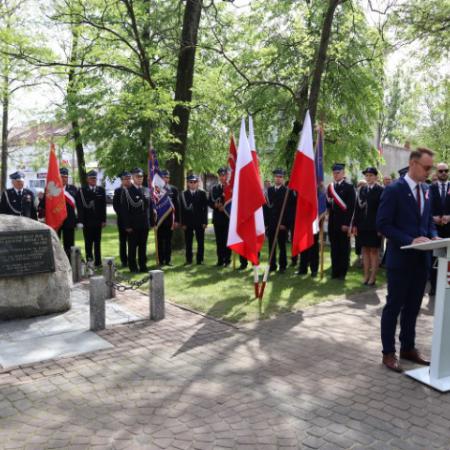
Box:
[209,168,231,267]
[429,162,450,296]
[0,171,37,219]
[157,169,180,266]
[113,171,132,268]
[377,147,438,372]
[76,170,106,268]
[326,163,356,280]
[120,168,153,273]
[58,168,78,261]
[264,169,292,273]
[180,174,208,265]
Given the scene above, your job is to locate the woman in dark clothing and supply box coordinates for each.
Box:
[353,167,384,286]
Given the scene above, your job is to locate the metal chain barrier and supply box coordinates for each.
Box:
[105,264,151,292]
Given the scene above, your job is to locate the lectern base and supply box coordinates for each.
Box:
[405,367,450,392]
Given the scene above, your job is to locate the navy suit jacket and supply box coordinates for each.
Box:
[429,182,450,237]
[376,177,437,269]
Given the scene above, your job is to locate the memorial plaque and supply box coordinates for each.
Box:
[0,230,55,278]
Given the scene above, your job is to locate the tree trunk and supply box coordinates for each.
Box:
[167,0,203,191]
[284,80,309,168]
[284,0,341,166]
[308,0,342,128]
[71,117,87,187]
[0,85,9,193]
[67,27,87,187]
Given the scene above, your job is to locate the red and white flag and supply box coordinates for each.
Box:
[288,110,318,257]
[248,116,265,241]
[227,119,266,265]
[45,143,67,230]
[248,116,261,181]
[224,134,237,204]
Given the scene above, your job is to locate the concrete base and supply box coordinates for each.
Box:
[405,367,450,393]
[0,284,144,369]
[0,330,113,368]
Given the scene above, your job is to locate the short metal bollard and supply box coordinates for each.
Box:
[149,270,165,321]
[70,246,82,283]
[102,257,116,299]
[89,276,106,331]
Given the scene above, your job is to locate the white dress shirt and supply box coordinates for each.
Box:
[404,174,424,215]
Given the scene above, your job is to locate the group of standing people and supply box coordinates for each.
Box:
[0,147,447,375]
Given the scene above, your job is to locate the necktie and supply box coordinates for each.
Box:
[441,183,446,204]
[416,184,421,214]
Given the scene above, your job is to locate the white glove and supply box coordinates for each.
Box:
[76,223,84,229]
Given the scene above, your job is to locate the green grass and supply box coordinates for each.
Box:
[75,225,385,323]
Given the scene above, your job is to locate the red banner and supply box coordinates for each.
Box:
[45,144,67,230]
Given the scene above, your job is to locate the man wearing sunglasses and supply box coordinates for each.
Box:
[429,163,450,296]
[377,148,438,373]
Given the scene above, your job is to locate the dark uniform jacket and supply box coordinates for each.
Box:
[263,185,293,230]
[113,187,127,228]
[61,184,78,229]
[327,181,356,229]
[159,184,180,228]
[208,184,229,227]
[76,185,107,227]
[354,184,383,231]
[0,188,37,219]
[119,184,154,230]
[180,189,208,228]
[429,181,450,237]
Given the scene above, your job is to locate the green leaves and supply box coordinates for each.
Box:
[2,0,448,181]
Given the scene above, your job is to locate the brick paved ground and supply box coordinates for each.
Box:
[0,286,449,450]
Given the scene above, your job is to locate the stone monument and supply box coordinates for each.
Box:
[0,215,72,319]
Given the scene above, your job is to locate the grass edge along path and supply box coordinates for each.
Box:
[76,225,385,323]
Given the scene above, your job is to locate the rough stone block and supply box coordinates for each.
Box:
[149,270,165,321]
[0,216,71,319]
[89,276,106,331]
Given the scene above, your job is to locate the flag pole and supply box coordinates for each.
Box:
[253,265,259,298]
[259,188,290,301]
[154,227,159,266]
[319,216,325,280]
[317,122,325,280]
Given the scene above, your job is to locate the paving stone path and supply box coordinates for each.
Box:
[0,285,449,450]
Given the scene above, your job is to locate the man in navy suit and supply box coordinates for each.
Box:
[377,148,438,372]
[429,162,450,296]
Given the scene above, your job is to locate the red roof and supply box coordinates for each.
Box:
[8,123,71,147]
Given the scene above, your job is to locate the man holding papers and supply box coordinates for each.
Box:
[377,148,438,372]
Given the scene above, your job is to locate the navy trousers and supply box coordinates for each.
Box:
[381,265,428,354]
[329,227,350,278]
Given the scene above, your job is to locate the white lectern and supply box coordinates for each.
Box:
[401,238,450,392]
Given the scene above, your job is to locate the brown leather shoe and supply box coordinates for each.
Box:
[382,353,403,373]
[400,349,430,366]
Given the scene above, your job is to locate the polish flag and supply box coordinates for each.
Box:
[248,116,265,243]
[227,119,266,265]
[45,143,67,230]
[288,110,318,256]
[224,134,237,204]
[248,116,261,181]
